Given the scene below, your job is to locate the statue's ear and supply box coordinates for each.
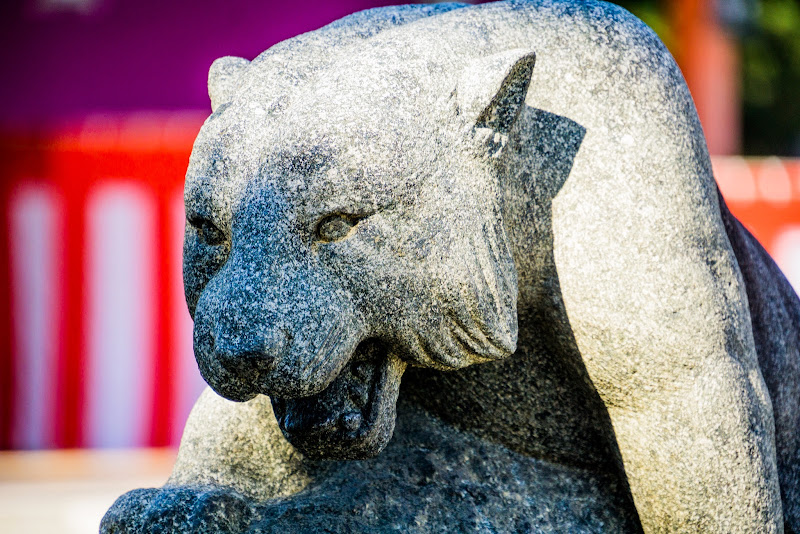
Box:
[208,56,250,112]
[456,49,536,155]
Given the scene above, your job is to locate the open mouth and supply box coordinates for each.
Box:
[270,339,407,460]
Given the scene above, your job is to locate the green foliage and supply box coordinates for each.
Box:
[741,0,800,155]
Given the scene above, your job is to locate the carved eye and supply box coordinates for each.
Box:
[189,216,226,246]
[316,214,357,242]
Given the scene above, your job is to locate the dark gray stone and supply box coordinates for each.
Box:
[101,1,799,532]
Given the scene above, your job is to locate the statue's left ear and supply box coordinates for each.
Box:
[456,49,536,155]
[208,56,250,112]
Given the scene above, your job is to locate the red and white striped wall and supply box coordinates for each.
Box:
[0,113,207,449]
[0,117,799,450]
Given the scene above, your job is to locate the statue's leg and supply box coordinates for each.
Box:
[552,178,783,532]
[720,197,800,532]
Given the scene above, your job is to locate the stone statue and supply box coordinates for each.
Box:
[102,1,800,532]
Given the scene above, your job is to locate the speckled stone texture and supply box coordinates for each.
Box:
[102,1,800,532]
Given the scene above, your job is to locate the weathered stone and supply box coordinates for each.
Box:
[102,1,800,532]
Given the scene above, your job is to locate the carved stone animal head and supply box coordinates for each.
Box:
[184,43,536,459]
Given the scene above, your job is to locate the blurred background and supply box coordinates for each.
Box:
[0,0,799,527]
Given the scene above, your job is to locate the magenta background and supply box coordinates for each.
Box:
[0,0,467,125]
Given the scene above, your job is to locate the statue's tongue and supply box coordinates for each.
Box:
[271,340,407,460]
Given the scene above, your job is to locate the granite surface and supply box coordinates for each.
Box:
[102,1,799,532]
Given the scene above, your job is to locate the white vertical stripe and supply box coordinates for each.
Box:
[713,156,757,203]
[756,157,793,204]
[9,186,59,449]
[171,192,207,445]
[773,226,800,297]
[86,185,154,448]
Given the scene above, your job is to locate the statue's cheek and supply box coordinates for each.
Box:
[313,228,389,295]
[183,229,230,317]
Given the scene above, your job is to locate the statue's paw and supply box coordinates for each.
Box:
[100,486,257,534]
[101,488,159,533]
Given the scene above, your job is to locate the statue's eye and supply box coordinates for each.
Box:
[188,216,226,246]
[316,214,357,242]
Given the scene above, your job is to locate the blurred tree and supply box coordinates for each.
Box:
[741,0,800,155]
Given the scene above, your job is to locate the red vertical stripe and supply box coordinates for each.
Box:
[52,150,88,449]
[146,143,195,446]
[149,181,176,446]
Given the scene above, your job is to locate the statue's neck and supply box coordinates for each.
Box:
[399,109,618,472]
[400,312,621,474]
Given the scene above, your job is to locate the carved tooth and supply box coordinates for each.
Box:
[352,362,371,380]
[348,382,369,406]
[317,415,338,432]
[341,411,362,432]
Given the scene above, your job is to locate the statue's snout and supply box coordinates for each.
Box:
[212,324,290,376]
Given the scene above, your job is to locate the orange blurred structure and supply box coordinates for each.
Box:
[714,157,800,279]
[669,0,741,155]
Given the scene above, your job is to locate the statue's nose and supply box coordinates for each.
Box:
[213,328,290,373]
